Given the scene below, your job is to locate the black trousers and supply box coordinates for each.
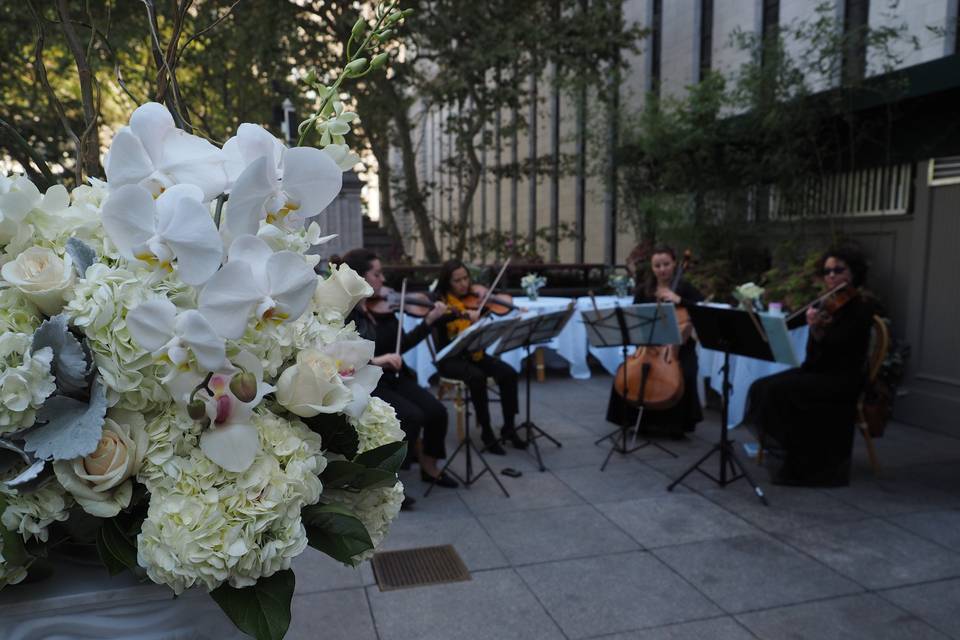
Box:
[436,354,519,430]
[374,372,449,459]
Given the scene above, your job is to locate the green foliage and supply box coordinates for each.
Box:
[302,503,373,565]
[466,223,579,263]
[210,569,295,640]
[759,246,824,312]
[301,413,359,460]
[96,517,139,577]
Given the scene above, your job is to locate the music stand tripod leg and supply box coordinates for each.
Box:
[517,344,561,472]
[425,385,510,499]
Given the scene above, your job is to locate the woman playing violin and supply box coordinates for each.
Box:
[745,245,875,487]
[337,249,459,490]
[605,245,705,438]
[434,260,527,454]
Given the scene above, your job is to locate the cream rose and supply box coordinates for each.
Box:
[53,414,148,517]
[275,348,351,417]
[1,247,76,315]
[313,264,373,318]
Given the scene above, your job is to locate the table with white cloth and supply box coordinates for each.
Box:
[401,295,635,387]
[697,323,809,429]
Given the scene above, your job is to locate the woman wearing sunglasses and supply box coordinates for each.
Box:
[745,246,875,486]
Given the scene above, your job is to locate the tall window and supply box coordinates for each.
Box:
[843,0,870,84]
[699,0,714,80]
[649,0,662,96]
[760,0,780,70]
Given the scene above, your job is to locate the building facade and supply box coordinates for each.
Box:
[394,0,960,431]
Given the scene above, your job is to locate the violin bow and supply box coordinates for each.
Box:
[393,278,407,378]
[477,258,511,317]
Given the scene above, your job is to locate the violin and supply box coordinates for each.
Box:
[785,282,856,330]
[365,286,439,317]
[458,284,519,316]
[612,250,692,410]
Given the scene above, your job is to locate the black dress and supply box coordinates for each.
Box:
[605,280,705,437]
[348,308,448,460]
[744,294,874,485]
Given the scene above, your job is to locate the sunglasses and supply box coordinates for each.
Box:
[822,267,847,276]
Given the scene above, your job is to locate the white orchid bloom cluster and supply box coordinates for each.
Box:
[0,101,406,612]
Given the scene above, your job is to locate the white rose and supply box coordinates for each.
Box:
[275,348,351,417]
[1,246,76,315]
[313,264,372,318]
[53,415,148,518]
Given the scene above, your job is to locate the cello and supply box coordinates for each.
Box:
[612,251,692,410]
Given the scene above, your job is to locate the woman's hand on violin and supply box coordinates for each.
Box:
[425,301,448,325]
[805,306,820,327]
[465,309,481,323]
[371,353,403,371]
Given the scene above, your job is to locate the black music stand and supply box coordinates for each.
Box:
[666,306,798,505]
[582,304,682,471]
[427,316,519,498]
[494,304,577,471]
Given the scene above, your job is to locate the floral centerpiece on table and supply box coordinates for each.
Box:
[608,273,635,298]
[520,272,547,300]
[733,282,765,312]
[0,9,412,639]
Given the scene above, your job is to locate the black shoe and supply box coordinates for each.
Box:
[401,495,416,511]
[481,433,507,455]
[421,470,459,488]
[501,427,529,450]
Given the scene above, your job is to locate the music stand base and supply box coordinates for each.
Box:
[516,420,562,472]
[666,439,768,505]
[596,426,678,471]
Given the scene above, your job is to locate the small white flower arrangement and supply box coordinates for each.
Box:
[608,273,635,298]
[520,273,547,300]
[733,282,766,311]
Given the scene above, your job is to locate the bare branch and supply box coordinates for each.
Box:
[57,0,103,179]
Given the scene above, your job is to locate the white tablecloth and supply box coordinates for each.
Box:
[401,295,635,386]
[698,325,809,428]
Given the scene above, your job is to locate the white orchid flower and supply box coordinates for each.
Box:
[323,339,383,418]
[103,102,227,201]
[101,184,224,286]
[224,143,342,238]
[321,144,361,172]
[198,234,317,339]
[127,299,227,375]
[199,352,272,473]
[222,123,286,185]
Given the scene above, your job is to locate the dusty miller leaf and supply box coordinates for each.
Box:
[23,379,106,461]
[66,237,97,278]
[31,314,92,395]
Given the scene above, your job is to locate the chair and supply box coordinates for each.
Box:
[426,332,468,442]
[756,314,888,474]
[856,315,889,474]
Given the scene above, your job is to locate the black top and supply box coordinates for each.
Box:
[634,279,704,346]
[802,294,874,375]
[346,307,434,378]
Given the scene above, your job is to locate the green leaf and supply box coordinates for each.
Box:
[301,413,358,459]
[353,441,407,474]
[302,504,372,564]
[321,460,397,491]
[95,517,138,576]
[210,569,295,640]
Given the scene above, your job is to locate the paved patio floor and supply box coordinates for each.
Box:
[288,371,960,640]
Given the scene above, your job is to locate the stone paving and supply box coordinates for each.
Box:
[288,371,960,640]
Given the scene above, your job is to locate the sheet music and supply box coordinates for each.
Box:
[758,312,800,366]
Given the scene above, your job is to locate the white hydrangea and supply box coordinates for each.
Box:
[350,397,405,455]
[0,288,42,335]
[65,263,175,412]
[138,406,201,487]
[0,478,72,543]
[0,333,56,434]
[136,411,325,594]
[0,549,28,588]
[323,482,404,566]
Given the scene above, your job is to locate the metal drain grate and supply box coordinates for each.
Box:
[371,545,471,591]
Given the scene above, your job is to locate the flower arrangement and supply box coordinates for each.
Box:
[0,106,406,640]
[608,273,635,298]
[520,273,547,300]
[732,282,765,311]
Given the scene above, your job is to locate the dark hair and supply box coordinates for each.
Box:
[643,244,678,297]
[436,259,469,298]
[820,245,867,287]
[330,249,380,277]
